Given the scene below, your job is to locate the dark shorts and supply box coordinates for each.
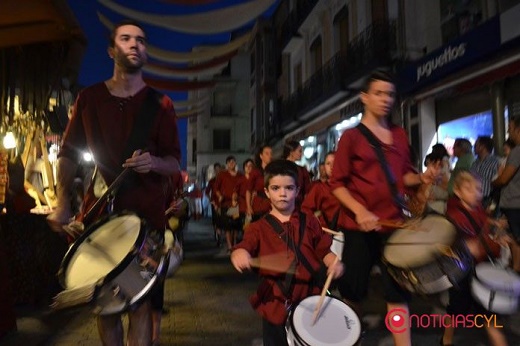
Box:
[149,278,165,311]
[446,271,488,315]
[336,229,411,303]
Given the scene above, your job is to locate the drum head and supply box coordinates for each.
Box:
[475,263,520,294]
[384,215,456,267]
[64,214,143,289]
[289,295,361,346]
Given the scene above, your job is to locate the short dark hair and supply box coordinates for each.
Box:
[109,19,146,47]
[476,136,494,153]
[263,160,299,188]
[361,70,395,93]
[243,158,254,170]
[225,155,236,163]
[213,162,222,170]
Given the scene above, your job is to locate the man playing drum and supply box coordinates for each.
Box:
[329,70,440,346]
[48,20,181,346]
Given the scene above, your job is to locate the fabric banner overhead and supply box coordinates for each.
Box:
[97,12,250,63]
[97,0,276,34]
[143,62,228,78]
[158,0,219,4]
[143,77,216,91]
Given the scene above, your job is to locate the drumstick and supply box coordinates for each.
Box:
[378,218,422,230]
[321,227,342,236]
[249,254,295,274]
[311,255,339,325]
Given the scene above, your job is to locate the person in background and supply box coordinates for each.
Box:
[447,138,474,195]
[329,70,440,346]
[497,138,515,177]
[423,144,450,214]
[470,136,499,208]
[301,151,340,230]
[246,145,272,221]
[206,162,222,246]
[283,140,311,207]
[47,20,181,346]
[493,117,520,273]
[316,162,327,183]
[238,158,254,231]
[214,155,244,253]
[442,170,509,346]
[231,159,343,346]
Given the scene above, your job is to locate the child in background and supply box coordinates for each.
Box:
[442,170,510,346]
[301,151,341,229]
[230,159,344,345]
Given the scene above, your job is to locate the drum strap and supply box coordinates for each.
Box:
[357,123,411,217]
[264,213,318,298]
[322,210,340,231]
[456,206,497,263]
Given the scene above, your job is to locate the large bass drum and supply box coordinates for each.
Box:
[53,212,167,315]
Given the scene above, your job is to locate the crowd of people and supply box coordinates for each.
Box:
[227,70,520,346]
[44,18,520,346]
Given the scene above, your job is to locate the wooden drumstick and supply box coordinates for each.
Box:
[321,227,342,236]
[249,254,295,274]
[312,255,340,325]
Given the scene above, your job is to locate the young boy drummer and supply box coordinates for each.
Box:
[231,159,344,345]
[442,170,510,346]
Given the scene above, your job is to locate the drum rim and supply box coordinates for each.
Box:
[58,211,148,288]
[288,295,362,346]
[473,263,520,292]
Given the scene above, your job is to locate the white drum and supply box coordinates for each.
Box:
[54,213,167,315]
[286,295,361,346]
[471,262,520,314]
[383,214,472,294]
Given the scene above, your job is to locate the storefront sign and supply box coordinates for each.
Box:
[399,17,500,93]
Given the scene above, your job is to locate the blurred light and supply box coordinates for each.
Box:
[48,144,59,162]
[299,140,305,147]
[83,152,93,162]
[3,131,16,149]
[303,146,314,159]
[307,136,315,143]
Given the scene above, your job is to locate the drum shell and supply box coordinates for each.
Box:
[385,239,473,295]
[471,263,520,314]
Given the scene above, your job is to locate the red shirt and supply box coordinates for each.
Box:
[60,83,181,230]
[247,168,270,215]
[236,175,250,214]
[446,197,500,261]
[329,125,414,231]
[214,170,244,208]
[296,164,312,206]
[301,181,341,229]
[233,212,333,325]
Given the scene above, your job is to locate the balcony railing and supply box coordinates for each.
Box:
[278,20,397,127]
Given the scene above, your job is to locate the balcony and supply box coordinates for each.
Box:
[278,20,397,128]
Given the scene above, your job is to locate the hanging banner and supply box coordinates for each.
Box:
[97,0,276,34]
[98,12,250,63]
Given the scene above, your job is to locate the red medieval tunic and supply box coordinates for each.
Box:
[446,197,500,262]
[247,168,271,215]
[214,170,243,208]
[59,83,181,230]
[301,181,341,229]
[233,212,333,325]
[329,125,415,232]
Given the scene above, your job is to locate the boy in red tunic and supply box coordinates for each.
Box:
[231,159,344,345]
[442,170,510,346]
